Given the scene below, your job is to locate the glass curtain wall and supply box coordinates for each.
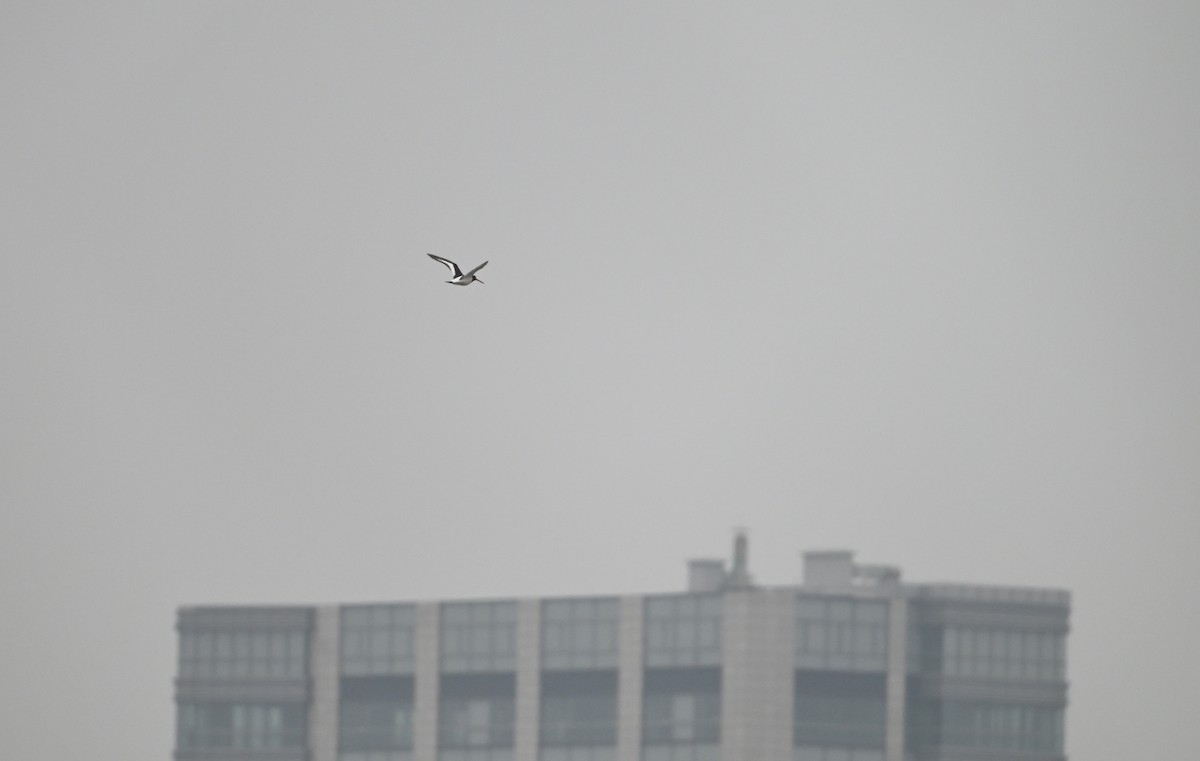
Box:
[795,597,888,672]
[642,668,721,761]
[642,595,722,761]
[438,602,518,761]
[912,700,1064,754]
[540,599,620,761]
[179,629,308,680]
[793,596,888,761]
[920,626,1065,682]
[177,702,306,750]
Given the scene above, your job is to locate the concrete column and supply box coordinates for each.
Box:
[414,602,441,761]
[721,589,795,761]
[616,595,645,761]
[308,605,341,761]
[885,595,909,761]
[514,599,542,761]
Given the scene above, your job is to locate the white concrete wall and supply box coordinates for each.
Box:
[414,602,441,761]
[309,605,341,761]
[885,595,909,761]
[616,595,645,761]
[515,599,542,761]
[721,588,795,761]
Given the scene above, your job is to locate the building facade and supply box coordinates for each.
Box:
[174,546,1069,761]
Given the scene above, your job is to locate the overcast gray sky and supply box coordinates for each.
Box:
[2,2,1197,759]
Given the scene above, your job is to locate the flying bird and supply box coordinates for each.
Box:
[427,253,487,286]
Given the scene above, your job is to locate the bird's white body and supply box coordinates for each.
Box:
[427,253,487,286]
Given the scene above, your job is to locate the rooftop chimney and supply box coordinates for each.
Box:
[726,528,753,589]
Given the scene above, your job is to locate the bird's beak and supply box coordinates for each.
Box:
[476,279,485,284]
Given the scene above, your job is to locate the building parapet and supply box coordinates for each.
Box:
[915,584,1070,607]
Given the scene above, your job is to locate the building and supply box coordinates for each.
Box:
[174,539,1069,761]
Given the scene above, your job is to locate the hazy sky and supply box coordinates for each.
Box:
[2,3,1197,759]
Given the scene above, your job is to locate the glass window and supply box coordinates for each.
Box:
[233,632,251,659]
[540,691,617,747]
[807,623,826,651]
[341,700,413,751]
[177,702,306,750]
[439,697,515,748]
[796,599,826,619]
[573,626,595,651]
[857,603,887,624]
[959,630,975,658]
[929,626,1065,684]
[642,691,721,745]
[794,693,886,749]
[342,604,418,676]
[440,602,518,673]
[931,700,1063,753]
[179,627,308,681]
[253,633,270,659]
[644,595,722,668]
[795,597,888,672]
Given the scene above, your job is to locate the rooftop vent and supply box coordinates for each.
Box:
[687,559,727,593]
[803,550,900,590]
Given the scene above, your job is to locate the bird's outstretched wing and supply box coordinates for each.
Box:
[427,253,463,278]
[465,260,488,277]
